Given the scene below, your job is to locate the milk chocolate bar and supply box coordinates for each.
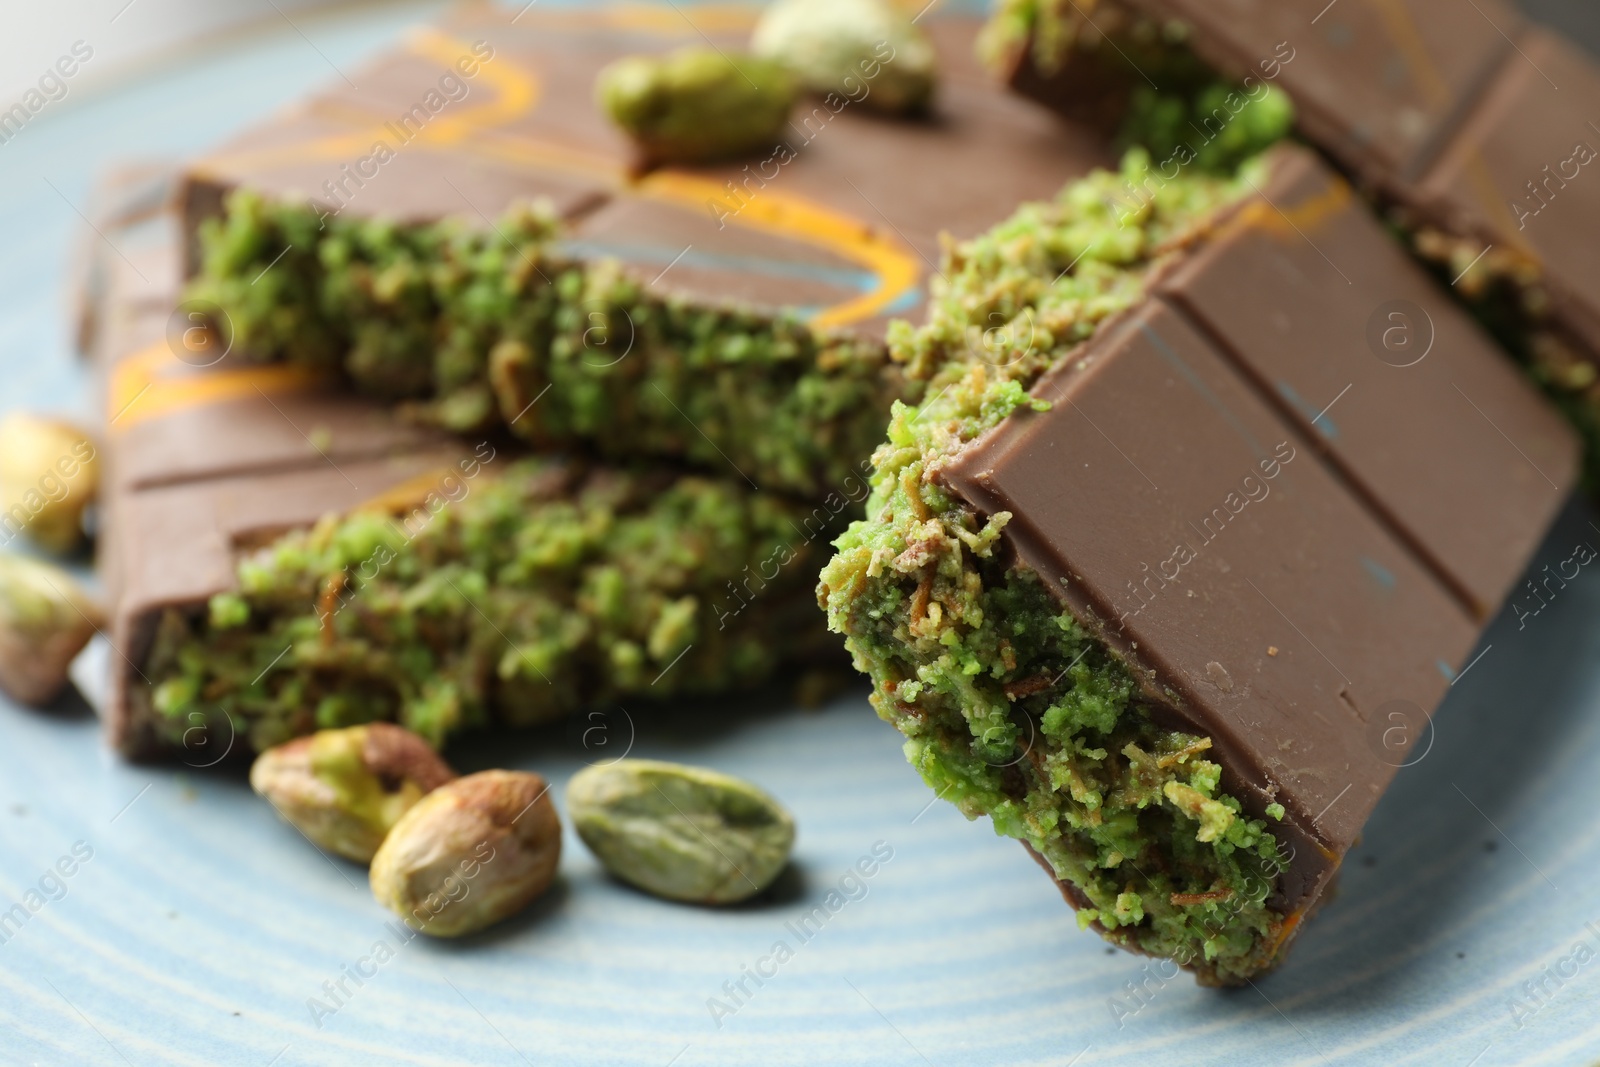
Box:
[987,0,1600,480]
[178,7,1109,500]
[818,144,1578,982]
[83,175,836,759]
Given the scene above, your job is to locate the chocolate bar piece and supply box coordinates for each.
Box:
[988,0,1600,481]
[68,161,172,359]
[84,175,837,759]
[818,144,1578,982]
[177,7,1109,500]
[95,6,1122,759]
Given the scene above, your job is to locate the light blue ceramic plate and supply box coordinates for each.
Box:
[4,2,1600,1064]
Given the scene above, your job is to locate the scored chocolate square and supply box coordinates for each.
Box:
[822,143,1579,981]
[944,297,1481,913]
[1158,148,1574,618]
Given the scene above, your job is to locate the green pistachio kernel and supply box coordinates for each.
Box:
[567,758,795,904]
[370,770,563,936]
[752,0,938,116]
[249,723,457,863]
[0,554,102,707]
[597,47,798,165]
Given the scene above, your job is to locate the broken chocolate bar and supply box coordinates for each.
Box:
[819,144,1578,982]
[85,175,834,760]
[176,6,1110,500]
[986,0,1600,481]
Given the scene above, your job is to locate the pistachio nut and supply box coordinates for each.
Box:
[752,0,937,116]
[0,554,103,706]
[568,759,794,905]
[370,770,562,936]
[250,723,457,863]
[0,414,100,555]
[597,47,798,166]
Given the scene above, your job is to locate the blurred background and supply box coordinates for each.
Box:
[6,0,1597,108]
[2,1,418,105]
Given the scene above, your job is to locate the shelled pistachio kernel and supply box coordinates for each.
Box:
[0,414,100,555]
[752,0,937,116]
[370,770,562,937]
[0,554,102,707]
[597,47,798,165]
[249,723,457,863]
[568,759,794,904]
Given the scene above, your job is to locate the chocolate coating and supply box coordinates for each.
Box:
[1158,147,1577,618]
[941,148,1577,932]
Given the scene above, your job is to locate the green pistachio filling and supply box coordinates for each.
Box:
[141,459,835,755]
[188,193,903,501]
[978,0,1294,174]
[819,154,1292,983]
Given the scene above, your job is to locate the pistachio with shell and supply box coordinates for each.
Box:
[0,554,103,706]
[250,723,457,863]
[370,770,562,936]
